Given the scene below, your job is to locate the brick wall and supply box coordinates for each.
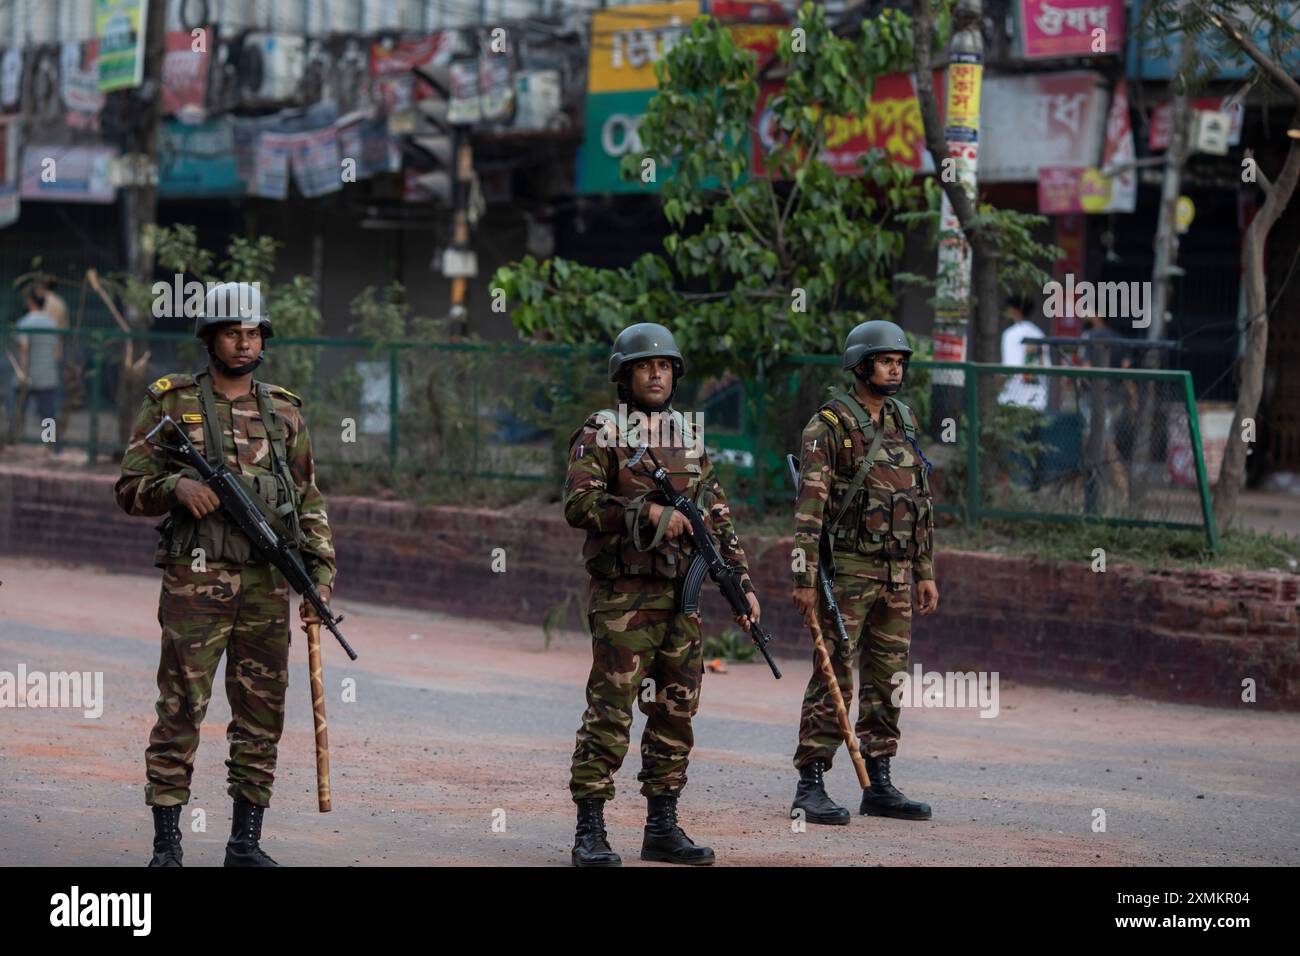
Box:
[2,465,1296,709]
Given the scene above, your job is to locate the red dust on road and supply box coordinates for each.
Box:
[1,560,1297,867]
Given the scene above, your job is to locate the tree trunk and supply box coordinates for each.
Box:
[1214,134,1300,527]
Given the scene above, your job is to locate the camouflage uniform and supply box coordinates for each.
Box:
[115,370,335,808]
[565,407,751,801]
[792,386,934,768]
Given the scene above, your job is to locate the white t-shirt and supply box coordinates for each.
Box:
[999,319,1051,410]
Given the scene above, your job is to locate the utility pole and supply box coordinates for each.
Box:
[1132,37,1196,476]
[1148,39,1197,347]
[115,0,166,443]
[930,0,986,431]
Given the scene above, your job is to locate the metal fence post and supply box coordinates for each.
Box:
[87,330,102,466]
[964,361,979,526]
[388,344,399,469]
[754,356,767,520]
[1183,371,1220,555]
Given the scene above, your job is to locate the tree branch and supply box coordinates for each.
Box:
[721,181,771,249]
[1199,2,1300,106]
[1244,147,1273,195]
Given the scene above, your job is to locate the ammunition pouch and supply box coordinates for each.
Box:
[155,470,301,568]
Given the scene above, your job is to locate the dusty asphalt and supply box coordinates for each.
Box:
[1,560,1297,867]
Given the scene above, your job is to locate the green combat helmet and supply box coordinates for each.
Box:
[608,322,685,382]
[196,281,272,376]
[841,319,911,370]
[194,281,274,340]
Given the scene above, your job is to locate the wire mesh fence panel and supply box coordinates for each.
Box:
[0,330,1215,547]
[975,365,1210,531]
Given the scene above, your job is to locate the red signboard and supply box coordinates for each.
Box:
[752,71,944,177]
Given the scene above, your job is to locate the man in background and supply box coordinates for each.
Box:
[13,286,62,448]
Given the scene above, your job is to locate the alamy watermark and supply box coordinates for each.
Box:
[151,275,262,321]
[890,665,999,718]
[1043,274,1153,329]
[0,664,104,718]
[593,404,705,458]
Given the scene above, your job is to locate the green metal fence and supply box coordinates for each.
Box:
[0,327,1217,550]
[769,355,1218,552]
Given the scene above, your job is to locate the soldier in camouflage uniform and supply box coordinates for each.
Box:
[564,322,761,867]
[114,282,336,867]
[789,320,939,824]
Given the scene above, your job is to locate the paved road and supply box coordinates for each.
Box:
[2,561,1297,866]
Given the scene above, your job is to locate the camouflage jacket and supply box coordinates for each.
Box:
[114,371,336,588]
[563,405,751,612]
[793,386,934,588]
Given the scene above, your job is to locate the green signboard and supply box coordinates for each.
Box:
[577,90,662,195]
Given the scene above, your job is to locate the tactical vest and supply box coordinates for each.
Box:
[158,371,305,567]
[819,387,932,562]
[574,407,712,582]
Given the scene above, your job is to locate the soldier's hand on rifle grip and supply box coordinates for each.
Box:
[175,476,221,519]
[792,586,818,627]
[301,585,332,626]
[917,580,939,615]
[735,591,761,632]
[645,502,690,540]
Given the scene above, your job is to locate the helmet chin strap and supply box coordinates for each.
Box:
[854,357,906,396]
[208,345,265,377]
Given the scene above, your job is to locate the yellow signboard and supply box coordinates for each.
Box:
[588,1,699,94]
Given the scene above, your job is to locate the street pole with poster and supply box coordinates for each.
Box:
[930,0,984,434]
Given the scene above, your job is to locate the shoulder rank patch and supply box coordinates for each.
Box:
[181,413,203,424]
[147,374,194,400]
[819,409,839,427]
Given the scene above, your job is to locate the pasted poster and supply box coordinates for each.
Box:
[97,0,148,93]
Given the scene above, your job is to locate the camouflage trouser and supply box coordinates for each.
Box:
[145,563,291,808]
[569,606,704,802]
[793,575,912,769]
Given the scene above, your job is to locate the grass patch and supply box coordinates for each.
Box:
[740,510,1300,574]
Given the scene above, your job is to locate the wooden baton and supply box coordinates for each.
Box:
[306,623,332,812]
[806,613,871,790]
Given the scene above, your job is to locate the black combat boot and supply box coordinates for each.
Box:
[640,793,715,865]
[571,798,621,867]
[791,759,850,825]
[147,805,183,867]
[224,797,280,867]
[860,755,932,820]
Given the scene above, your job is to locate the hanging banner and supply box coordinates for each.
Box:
[1,49,21,109]
[1148,96,1243,151]
[0,115,20,227]
[1100,77,1135,213]
[61,41,104,131]
[97,0,148,93]
[20,145,117,203]
[254,126,342,199]
[162,28,210,119]
[370,33,460,134]
[1052,213,1086,337]
[158,117,244,197]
